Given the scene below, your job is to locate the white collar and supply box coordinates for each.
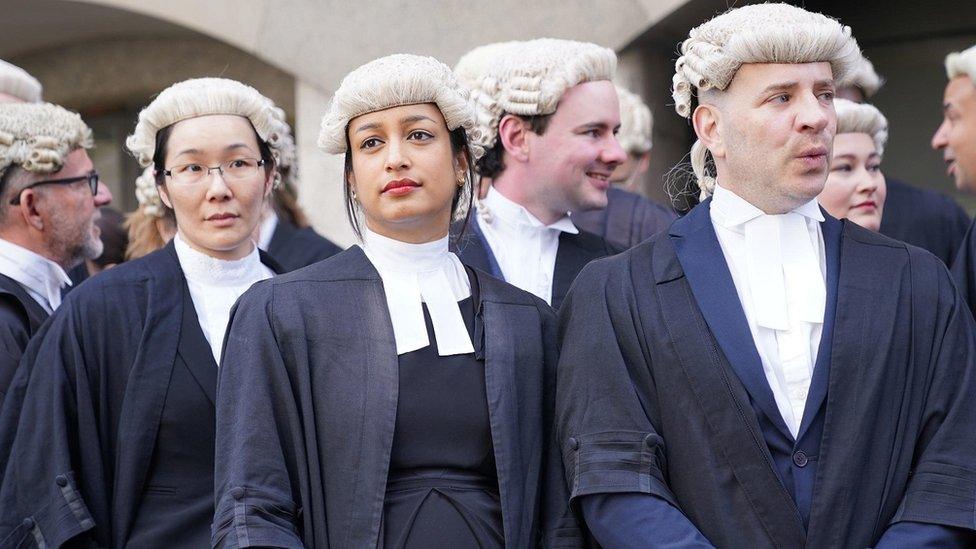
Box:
[710,183,826,331]
[173,232,264,286]
[0,237,71,313]
[481,186,579,234]
[361,226,474,357]
[257,211,279,251]
[711,183,824,231]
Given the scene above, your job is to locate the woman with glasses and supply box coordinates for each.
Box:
[212,54,575,548]
[0,78,283,548]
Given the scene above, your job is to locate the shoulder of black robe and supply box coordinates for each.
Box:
[266,219,342,272]
[571,187,676,249]
[213,246,582,548]
[879,177,970,265]
[950,219,976,319]
[0,275,48,406]
[550,229,621,312]
[556,219,976,547]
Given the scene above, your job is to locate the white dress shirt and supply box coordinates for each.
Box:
[174,233,274,365]
[361,227,474,357]
[477,186,578,305]
[710,184,827,438]
[0,237,71,314]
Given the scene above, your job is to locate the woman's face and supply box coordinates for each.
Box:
[157,114,273,260]
[347,103,466,243]
[820,132,886,232]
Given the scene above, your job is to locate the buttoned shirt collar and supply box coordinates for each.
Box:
[0,237,71,313]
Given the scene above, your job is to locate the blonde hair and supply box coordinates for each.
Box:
[946,44,976,85]
[0,60,42,103]
[671,3,862,197]
[0,102,92,175]
[834,98,888,156]
[125,164,175,260]
[616,86,653,155]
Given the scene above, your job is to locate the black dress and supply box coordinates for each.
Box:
[381,275,504,549]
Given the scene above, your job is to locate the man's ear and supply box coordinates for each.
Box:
[692,103,726,160]
[498,114,531,163]
[18,189,45,230]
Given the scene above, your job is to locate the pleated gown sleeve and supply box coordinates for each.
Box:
[212,280,306,549]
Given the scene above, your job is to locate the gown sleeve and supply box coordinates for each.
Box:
[0,298,102,548]
[212,281,305,549]
[0,300,30,405]
[581,493,712,549]
[555,258,705,544]
[886,251,976,537]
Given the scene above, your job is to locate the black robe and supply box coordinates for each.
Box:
[211,247,579,548]
[570,187,676,249]
[0,242,279,548]
[0,275,48,405]
[452,212,620,310]
[266,219,342,272]
[880,177,970,266]
[557,200,976,547]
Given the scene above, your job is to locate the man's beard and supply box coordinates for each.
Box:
[49,218,103,269]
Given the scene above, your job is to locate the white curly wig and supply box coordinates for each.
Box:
[0,102,92,176]
[126,77,289,169]
[838,55,883,98]
[134,164,166,217]
[834,98,888,157]
[472,38,616,151]
[318,54,484,159]
[673,3,862,197]
[946,44,976,85]
[616,86,653,155]
[0,60,42,103]
[454,41,520,90]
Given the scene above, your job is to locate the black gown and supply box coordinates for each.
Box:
[0,274,48,405]
[381,286,504,548]
[571,186,676,249]
[267,219,342,272]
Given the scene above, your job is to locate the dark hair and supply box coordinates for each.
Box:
[151,121,276,186]
[93,207,128,267]
[342,125,475,240]
[475,113,552,178]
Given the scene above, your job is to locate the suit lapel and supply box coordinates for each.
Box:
[177,285,218,406]
[796,213,842,440]
[650,229,806,545]
[670,200,793,440]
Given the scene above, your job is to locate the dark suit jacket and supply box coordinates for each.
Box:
[0,275,47,405]
[452,212,619,310]
[557,200,976,547]
[571,186,676,249]
[880,177,970,266]
[267,219,342,272]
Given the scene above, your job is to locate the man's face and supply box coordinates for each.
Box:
[932,76,976,192]
[707,62,837,212]
[37,149,112,267]
[523,80,627,213]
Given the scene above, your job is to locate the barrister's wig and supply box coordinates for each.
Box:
[126,77,288,168]
[318,54,484,159]
[946,44,976,85]
[838,55,883,98]
[673,3,862,197]
[0,60,42,103]
[454,41,520,90]
[616,86,653,154]
[0,102,92,176]
[834,98,888,157]
[134,165,166,217]
[473,38,616,151]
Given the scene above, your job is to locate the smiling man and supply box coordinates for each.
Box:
[452,38,623,310]
[933,45,976,315]
[0,102,112,403]
[556,4,976,548]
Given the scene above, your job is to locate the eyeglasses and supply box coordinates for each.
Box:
[163,158,266,186]
[9,170,99,205]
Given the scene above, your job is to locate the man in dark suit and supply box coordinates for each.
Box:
[452,38,623,310]
[0,101,113,402]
